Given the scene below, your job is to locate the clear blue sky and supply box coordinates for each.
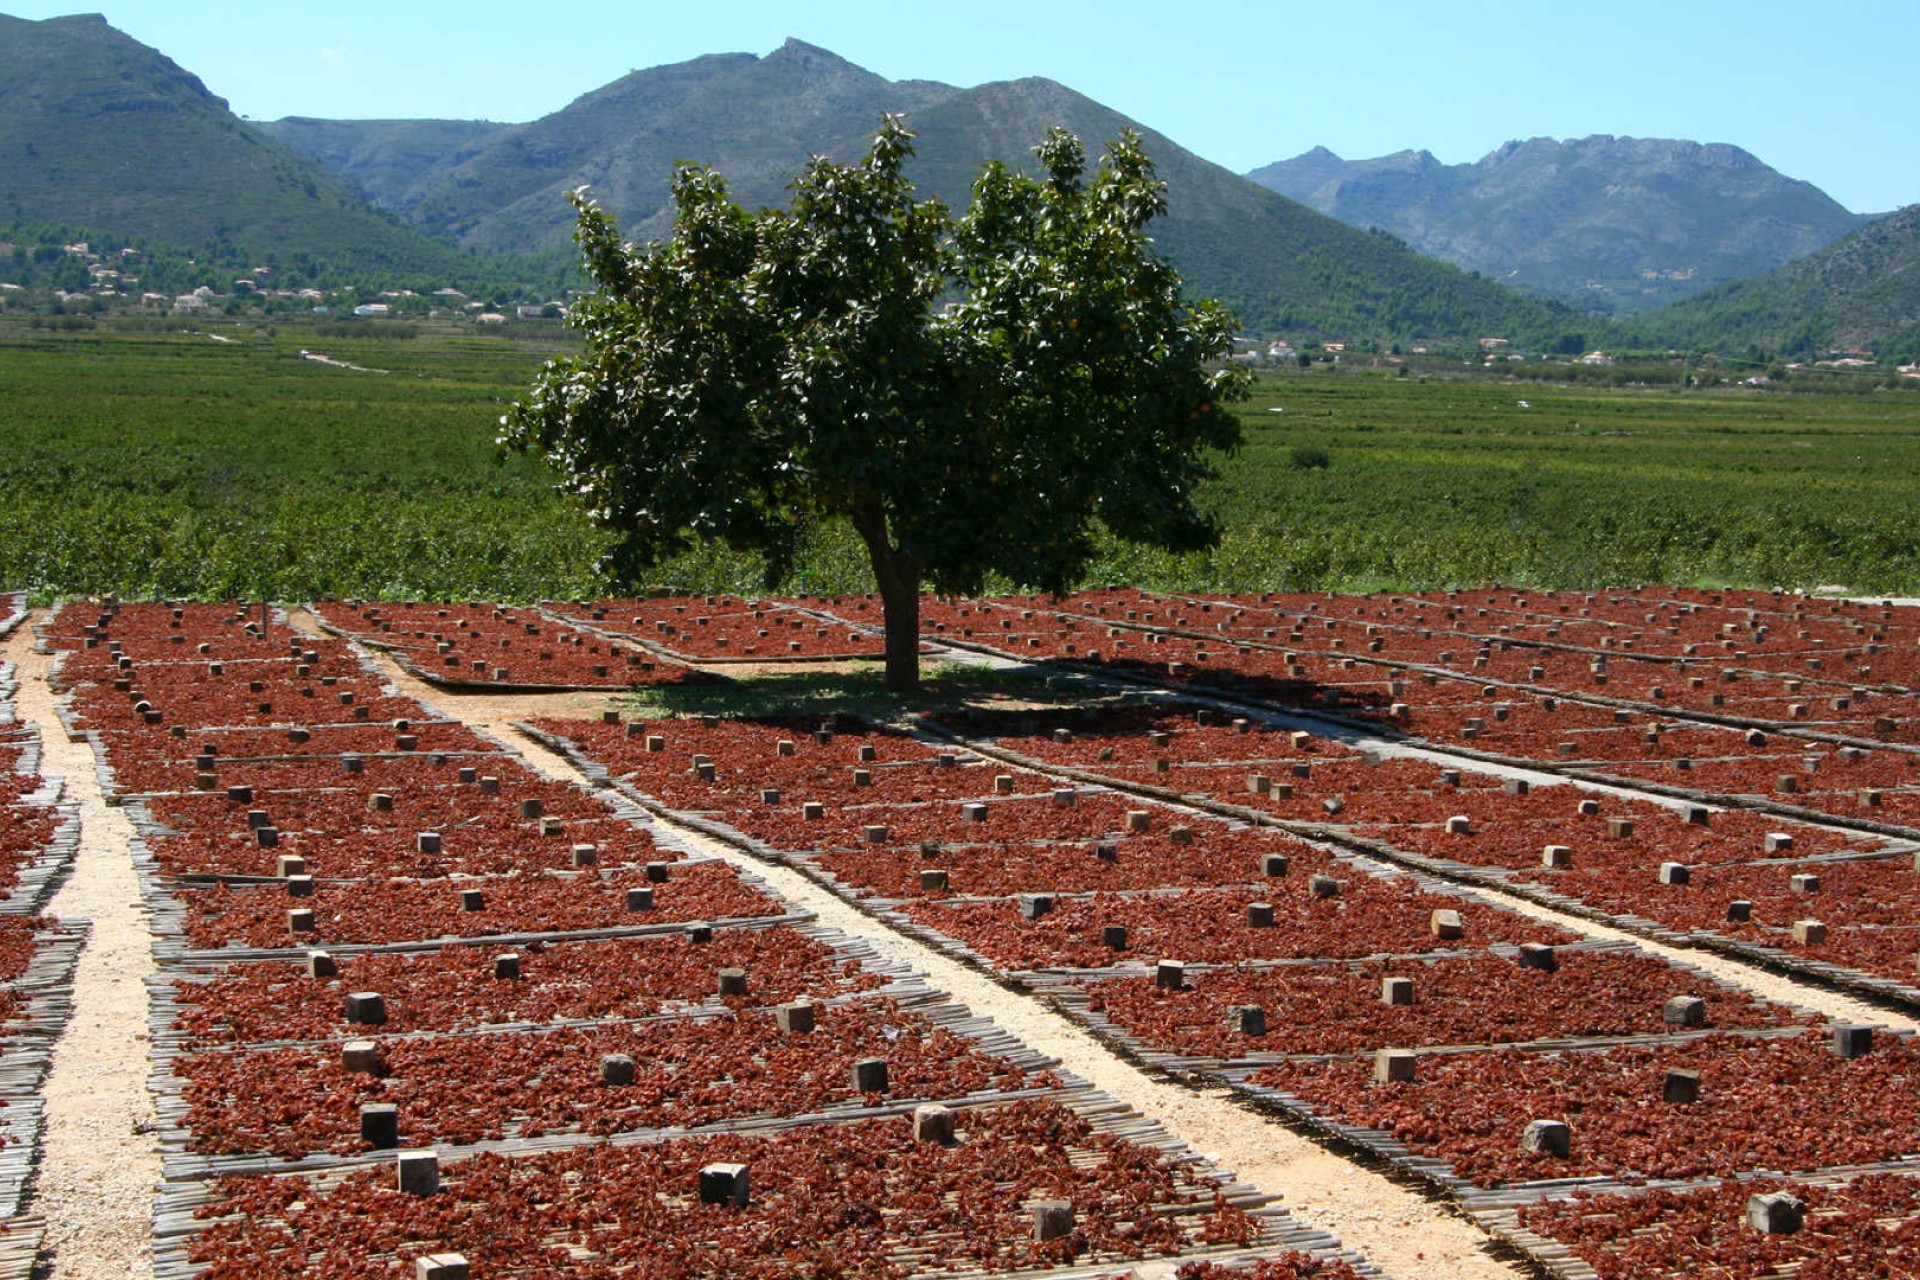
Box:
[11,1,1915,213]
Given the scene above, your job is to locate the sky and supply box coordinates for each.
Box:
[10,0,1916,213]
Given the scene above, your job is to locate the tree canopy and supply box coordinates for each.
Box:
[502,116,1247,689]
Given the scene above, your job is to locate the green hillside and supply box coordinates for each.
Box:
[879,78,1589,341]
[1630,204,1920,358]
[0,13,504,285]
[256,117,512,216]
[329,40,958,255]
[268,43,1583,342]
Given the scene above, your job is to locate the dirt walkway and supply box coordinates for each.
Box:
[6,617,160,1280]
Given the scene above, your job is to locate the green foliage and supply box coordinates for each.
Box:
[0,323,608,600]
[6,326,1919,606]
[504,118,1249,686]
[1632,205,1920,356]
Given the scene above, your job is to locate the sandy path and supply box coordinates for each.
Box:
[5,617,160,1279]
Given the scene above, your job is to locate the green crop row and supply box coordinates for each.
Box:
[3,323,1918,601]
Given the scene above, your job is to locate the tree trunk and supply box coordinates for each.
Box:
[853,503,922,693]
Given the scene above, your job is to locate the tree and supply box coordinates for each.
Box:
[502,116,1248,691]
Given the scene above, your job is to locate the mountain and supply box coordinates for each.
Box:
[267,41,958,255]
[265,42,1584,342]
[256,118,512,217]
[1248,136,1871,313]
[0,12,499,282]
[1630,204,1920,358]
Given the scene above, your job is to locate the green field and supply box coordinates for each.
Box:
[3,320,1918,600]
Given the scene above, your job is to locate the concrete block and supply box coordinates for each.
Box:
[1031,1200,1075,1242]
[306,950,337,978]
[1664,996,1707,1027]
[368,793,393,812]
[1766,832,1796,855]
[1374,1048,1416,1084]
[1382,976,1414,1006]
[415,1254,469,1280]
[397,1149,439,1196]
[1747,1191,1804,1235]
[1789,872,1820,894]
[1517,943,1557,972]
[1245,902,1274,928]
[684,921,713,944]
[851,1058,890,1092]
[288,909,316,933]
[1577,799,1600,816]
[920,869,949,891]
[493,953,520,981]
[699,1162,750,1207]
[776,1002,815,1033]
[1658,862,1691,886]
[994,775,1015,795]
[1607,818,1634,839]
[1662,1069,1701,1104]
[1018,894,1054,920]
[345,992,387,1025]
[1155,960,1186,991]
[1521,1119,1570,1158]
[1126,810,1151,832]
[255,826,280,849]
[862,824,890,844]
[416,832,442,855]
[1727,900,1754,922]
[717,968,748,996]
[1792,919,1828,945]
[625,888,654,911]
[360,1103,399,1149]
[341,1039,382,1074]
[1832,1024,1874,1058]
[1260,854,1290,877]
[1309,875,1340,898]
[276,854,307,878]
[1101,925,1129,950]
[646,862,671,883]
[1541,845,1572,868]
[913,1104,955,1144]
[1445,815,1471,835]
[1503,778,1529,796]
[459,889,485,912]
[1429,909,1465,940]
[1232,1005,1267,1036]
[962,803,988,823]
[601,1054,636,1085]
[571,843,598,867]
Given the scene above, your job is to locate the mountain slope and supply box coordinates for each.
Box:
[256,117,512,215]
[270,45,1584,341]
[0,12,486,277]
[1630,204,1920,357]
[1248,137,1869,312]
[284,40,959,255]
[873,78,1585,341]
